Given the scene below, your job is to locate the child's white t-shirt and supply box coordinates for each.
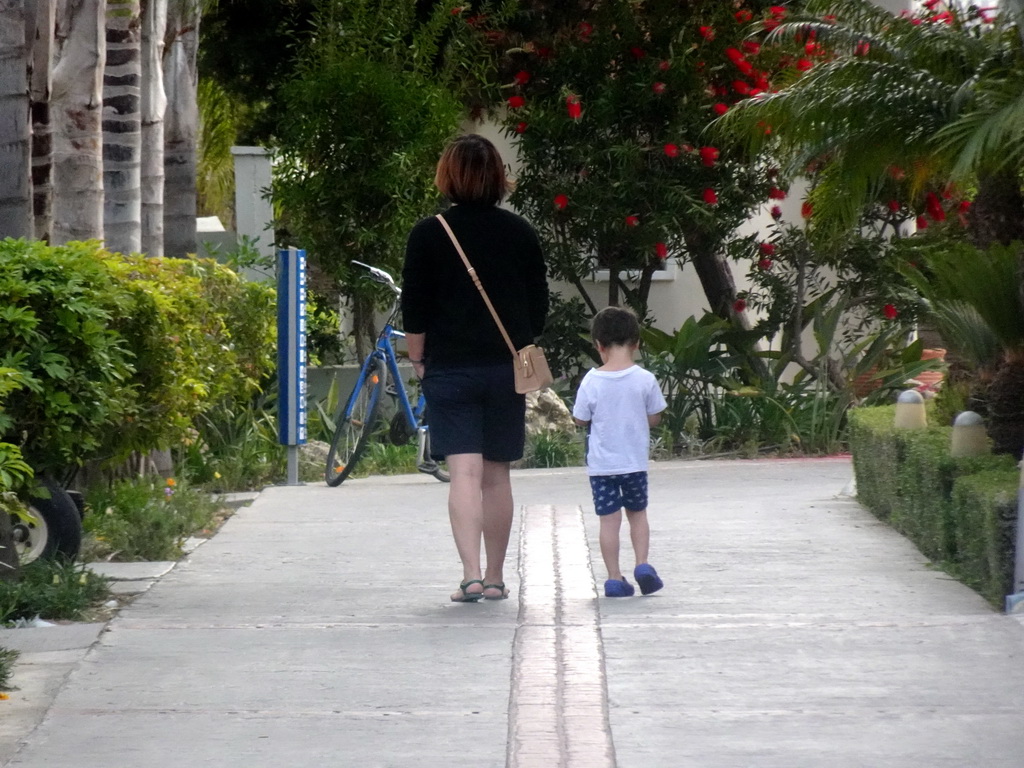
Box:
[572,365,667,476]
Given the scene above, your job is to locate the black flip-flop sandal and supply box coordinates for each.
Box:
[451,579,485,602]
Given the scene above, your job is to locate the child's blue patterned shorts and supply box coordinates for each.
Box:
[589,471,649,516]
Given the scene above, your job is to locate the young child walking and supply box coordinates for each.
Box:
[572,306,667,597]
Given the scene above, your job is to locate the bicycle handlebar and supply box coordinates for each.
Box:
[352,260,400,296]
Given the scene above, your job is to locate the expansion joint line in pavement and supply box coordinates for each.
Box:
[507,504,616,768]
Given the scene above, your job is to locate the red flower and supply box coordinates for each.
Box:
[759,242,776,256]
[887,200,901,212]
[724,47,745,64]
[702,188,719,205]
[758,258,774,270]
[537,46,553,59]
[742,41,761,55]
[514,70,531,85]
[855,41,870,56]
[796,58,813,72]
[566,95,582,120]
[655,242,668,259]
[738,60,754,76]
[733,298,747,313]
[916,215,928,230]
[735,9,753,23]
[664,143,680,158]
[926,192,946,221]
[769,5,786,16]
[630,46,647,59]
[768,187,786,200]
[883,304,898,320]
[699,25,715,40]
[958,200,972,212]
[764,18,780,31]
[733,80,751,95]
[507,95,525,109]
[658,60,671,71]
[553,194,569,210]
[578,21,594,39]
[887,165,906,181]
[625,215,639,227]
[515,121,528,134]
[699,146,720,166]
[652,81,667,95]
[712,103,729,116]
[770,205,782,220]
[450,6,462,14]
[801,201,814,218]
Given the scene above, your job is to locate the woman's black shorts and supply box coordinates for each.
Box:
[420,361,526,462]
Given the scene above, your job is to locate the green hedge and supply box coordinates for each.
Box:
[0,239,276,475]
[849,405,1019,607]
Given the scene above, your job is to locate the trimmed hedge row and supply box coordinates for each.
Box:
[849,405,1019,608]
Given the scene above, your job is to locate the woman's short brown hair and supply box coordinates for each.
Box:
[435,134,510,206]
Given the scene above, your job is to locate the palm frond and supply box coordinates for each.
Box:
[935,70,1024,177]
[928,300,1003,369]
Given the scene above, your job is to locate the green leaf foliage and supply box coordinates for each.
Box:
[493,1,784,312]
[273,0,467,345]
[0,239,277,474]
[717,0,1023,240]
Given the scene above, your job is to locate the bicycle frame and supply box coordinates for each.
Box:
[369,313,427,434]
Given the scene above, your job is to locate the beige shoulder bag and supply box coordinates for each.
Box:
[435,214,553,394]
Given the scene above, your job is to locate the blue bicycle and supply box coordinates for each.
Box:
[324,262,448,486]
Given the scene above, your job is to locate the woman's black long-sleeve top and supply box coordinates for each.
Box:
[401,203,549,366]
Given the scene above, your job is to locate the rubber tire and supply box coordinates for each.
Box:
[13,476,83,564]
[325,357,386,487]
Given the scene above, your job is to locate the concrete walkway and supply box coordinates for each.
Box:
[3,458,1024,767]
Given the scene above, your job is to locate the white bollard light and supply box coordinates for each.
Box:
[950,411,989,458]
[893,389,927,430]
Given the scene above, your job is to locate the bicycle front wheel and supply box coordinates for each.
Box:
[325,357,387,486]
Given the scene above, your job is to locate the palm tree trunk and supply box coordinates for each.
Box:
[140,0,166,256]
[0,0,33,240]
[28,0,55,242]
[102,0,142,254]
[163,0,199,257]
[966,171,1024,249]
[51,0,105,244]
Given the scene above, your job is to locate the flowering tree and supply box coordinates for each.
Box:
[485,1,793,326]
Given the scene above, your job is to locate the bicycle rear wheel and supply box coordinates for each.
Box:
[325,357,386,486]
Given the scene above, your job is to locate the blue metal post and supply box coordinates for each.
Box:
[277,247,307,485]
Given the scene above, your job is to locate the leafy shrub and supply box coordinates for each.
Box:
[0,239,136,472]
[0,239,277,476]
[0,646,17,690]
[82,479,218,562]
[521,431,584,469]
[0,559,109,623]
[848,405,1019,607]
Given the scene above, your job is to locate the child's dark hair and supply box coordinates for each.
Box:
[590,306,641,348]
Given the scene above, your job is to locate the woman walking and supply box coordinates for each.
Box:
[401,134,549,602]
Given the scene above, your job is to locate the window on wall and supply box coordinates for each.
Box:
[587,260,678,283]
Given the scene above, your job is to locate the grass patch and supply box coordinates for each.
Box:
[82,478,218,562]
[521,430,585,469]
[0,560,110,624]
